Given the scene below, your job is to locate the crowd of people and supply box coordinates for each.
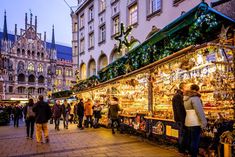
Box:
[1,95,122,144]
[1,83,207,156]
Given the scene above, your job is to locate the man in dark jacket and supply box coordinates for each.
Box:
[172,82,187,154]
[77,99,84,130]
[108,97,121,134]
[33,95,52,143]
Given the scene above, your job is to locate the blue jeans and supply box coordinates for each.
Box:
[54,118,60,129]
[186,126,201,157]
[177,122,187,153]
[63,113,69,128]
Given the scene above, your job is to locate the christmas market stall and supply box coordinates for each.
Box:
[72,2,234,155]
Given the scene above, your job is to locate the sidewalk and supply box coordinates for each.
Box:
[0,121,182,157]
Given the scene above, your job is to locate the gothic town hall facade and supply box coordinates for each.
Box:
[0,12,75,100]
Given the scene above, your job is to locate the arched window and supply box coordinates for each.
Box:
[38,75,45,84]
[88,59,96,77]
[18,73,25,82]
[37,52,40,59]
[28,74,35,83]
[28,87,35,94]
[80,63,87,80]
[32,51,35,58]
[56,68,62,76]
[27,50,31,57]
[41,53,44,59]
[98,54,108,70]
[9,60,13,70]
[22,49,25,56]
[38,88,45,94]
[18,61,24,71]
[28,63,34,71]
[9,75,13,81]
[38,64,43,73]
[17,48,21,56]
[18,87,25,94]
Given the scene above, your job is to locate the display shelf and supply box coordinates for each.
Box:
[119,114,137,118]
[144,116,174,122]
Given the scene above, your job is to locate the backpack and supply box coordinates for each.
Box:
[27,106,35,118]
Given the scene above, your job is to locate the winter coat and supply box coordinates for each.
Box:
[77,102,84,116]
[23,104,35,120]
[13,107,22,118]
[33,100,52,124]
[93,104,102,118]
[53,104,62,119]
[108,101,120,119]
[84,101,93,116]
[61,103,71,117]
[172,90,186,124]
[183,90,207,128]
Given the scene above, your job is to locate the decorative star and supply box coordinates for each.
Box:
[114,23,132,52]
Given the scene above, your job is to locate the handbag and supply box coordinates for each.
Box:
[185,109,201,127]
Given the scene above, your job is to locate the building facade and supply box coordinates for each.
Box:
[71,0,235,80]
[0,12,74,100]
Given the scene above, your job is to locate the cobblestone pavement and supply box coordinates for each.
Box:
[0,120,182,157]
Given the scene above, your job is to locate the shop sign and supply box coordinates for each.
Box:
[152,121,165,135]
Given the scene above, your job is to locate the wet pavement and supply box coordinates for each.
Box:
[0,120,182,157]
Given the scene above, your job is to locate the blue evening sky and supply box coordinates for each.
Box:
[0,0,77,46]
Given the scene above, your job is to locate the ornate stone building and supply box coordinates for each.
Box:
[0,12,74,100]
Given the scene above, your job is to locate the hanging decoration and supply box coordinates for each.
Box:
[114,23,133,52]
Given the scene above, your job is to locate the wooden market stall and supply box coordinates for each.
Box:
[72,2,235,155]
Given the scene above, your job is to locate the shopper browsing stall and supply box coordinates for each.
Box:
[84,99,93,128]
[77,99,85,129]
[108,96,121,134]
[172,82,187,154]
[184,84,207,157]
[93,100,102,128]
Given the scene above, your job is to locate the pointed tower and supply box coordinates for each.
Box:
[3,10,8,41]
[50,25,57,60]
[25,13,27,30]
[14,24,17,42]
[51,25,56,50]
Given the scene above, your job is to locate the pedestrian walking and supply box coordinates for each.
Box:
[77,99,84,129]
[52,100,62,131]
[69,102,74,124]
[108,96,121,134]
[84,99,93,128]
[33,95,52,144]
[93,100,102,128]
[172,82,187,154]
[13,104,22,128]
[184,84,207,157]
[73,101,78,124]
[23,99,35,139]
[62,99,70,129]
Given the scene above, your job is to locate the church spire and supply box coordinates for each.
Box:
[3,10,8,41]
[51,25,55,50]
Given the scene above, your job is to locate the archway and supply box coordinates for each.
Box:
[38,75,45,84]
[80,63,87,80]
[28,74,35,84]
[88,59,96,77]
[18,73,25,82]
[98,53,108,70]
